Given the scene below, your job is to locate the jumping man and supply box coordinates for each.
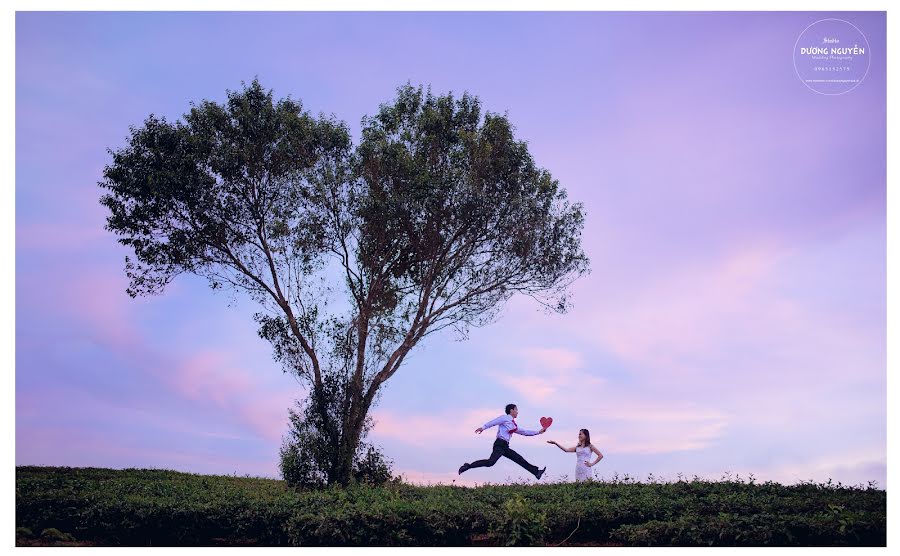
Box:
[458,403,547,480]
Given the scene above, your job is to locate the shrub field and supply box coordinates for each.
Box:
[16,466,885,546]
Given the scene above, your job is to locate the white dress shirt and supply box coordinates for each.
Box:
[482,414,540,442]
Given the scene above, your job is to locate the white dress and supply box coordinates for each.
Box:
[575,445,592,482]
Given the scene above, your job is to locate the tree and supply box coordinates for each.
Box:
[279,389,395,488]
[100,79,590,485]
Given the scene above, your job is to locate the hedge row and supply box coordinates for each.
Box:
[16,466,886,546]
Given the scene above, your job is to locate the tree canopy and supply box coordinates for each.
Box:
[100,79,590,484]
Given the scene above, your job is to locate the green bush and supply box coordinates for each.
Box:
[40,527,75,542]
[278,395,396,489]
[15,466,886,546]
[16,527,34,538]
[610,511,886,547]
[489,493,547,546]
[352,445,395,486]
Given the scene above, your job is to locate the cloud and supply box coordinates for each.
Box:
[724,448,887,488]
[173,352,254,405]
[481,342,732,455]
[234,391,299,443]
[17,423,280,478]
[18,257,299,446]
[143,348,297,443]
[19,262,149,358]
[603,420,729,455]
[370,407,497,448]
[371,391,730,461]
[540,233,883,405]
[492,373,559,404]
[488,346,604,404]
[585,242,785,375]
[538,399,730,457]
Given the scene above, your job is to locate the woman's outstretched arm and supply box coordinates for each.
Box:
[587,444,605,466]
[547,440,575,452]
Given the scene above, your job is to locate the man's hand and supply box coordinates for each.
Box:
[475,427,483,434]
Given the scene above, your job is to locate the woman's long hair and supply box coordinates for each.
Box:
[579,429,591,448]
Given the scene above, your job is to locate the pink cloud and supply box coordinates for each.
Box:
[601,420,729,455]
[584,242,785,374]
[370,407,497,448]
[474,231,881,473]
[723,448,887,487]
[477,341,731,456]
[540,396,730,456]
[234,390,299,443]
[165,351,296,442]
[17,423,280,478]
[18,384,248,445]
[528,235,882,402]
[488,346,605,404]
[493,373,559,403]
[371,393,730,473]
[19,256,299,445]
[26,265,146,349]
[172,352,255,407]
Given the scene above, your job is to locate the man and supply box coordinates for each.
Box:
[458,403,547,480]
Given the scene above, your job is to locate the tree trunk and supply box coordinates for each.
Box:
[332,419,365,486]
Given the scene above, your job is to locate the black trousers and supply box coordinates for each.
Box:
[468,438,539,476]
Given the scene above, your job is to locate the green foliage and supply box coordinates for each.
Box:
[489,493,547,546]
[16,527,34,538]
[40,527,75,542]
[99,78,346,301]
[352,445,395,486]
[278,389,339,489]
[16,466,886,547]
[278,390,395,489]
[278,437,318,489]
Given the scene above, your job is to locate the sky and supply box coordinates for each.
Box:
[15,11,886,487]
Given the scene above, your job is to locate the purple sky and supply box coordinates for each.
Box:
[16,11,886,487]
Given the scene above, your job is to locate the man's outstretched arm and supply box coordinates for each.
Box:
[476,415,506,434]
[514,426,546,436]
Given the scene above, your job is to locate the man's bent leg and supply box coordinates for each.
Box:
[503,446,539,476]
[467,439,506,469]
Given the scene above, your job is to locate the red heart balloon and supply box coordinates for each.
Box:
[540,416,553,429]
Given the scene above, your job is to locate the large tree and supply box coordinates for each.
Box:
[100,80,590,485]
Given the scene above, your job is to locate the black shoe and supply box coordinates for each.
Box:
[458,463,470,475]
[535,467,546,480]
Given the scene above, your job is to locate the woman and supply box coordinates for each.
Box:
[547,429,603,482]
